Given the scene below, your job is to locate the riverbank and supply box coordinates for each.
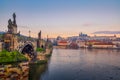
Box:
[30,48,53,65]
[0,62,29,80]
[80,47,120,50]
[54,46,120,50]
[0,48,53,80]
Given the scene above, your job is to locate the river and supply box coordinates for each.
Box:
[38,49,120,80]
[1,48,120,80]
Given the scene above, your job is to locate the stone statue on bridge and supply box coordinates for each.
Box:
[13,13,16,25]
[8,19,13,33]
[37,30,41,48]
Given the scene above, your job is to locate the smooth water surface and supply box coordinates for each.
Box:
[40,49,120,80]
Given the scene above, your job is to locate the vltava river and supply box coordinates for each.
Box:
[38,49,120,80]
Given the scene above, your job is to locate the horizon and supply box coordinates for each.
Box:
[0,0,120,38]
[0,30,120,38]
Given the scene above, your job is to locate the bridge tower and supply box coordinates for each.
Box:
[3,13,18,51]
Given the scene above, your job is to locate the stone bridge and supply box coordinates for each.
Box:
[17,41,37,58]
[2,13,44,59]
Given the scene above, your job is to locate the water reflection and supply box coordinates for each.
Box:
[40,49,120,80]
[29,64,47,80]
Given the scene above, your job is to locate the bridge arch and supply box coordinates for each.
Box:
[18,42,36,58]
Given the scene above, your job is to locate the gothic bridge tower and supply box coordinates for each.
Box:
[3,13,18,51]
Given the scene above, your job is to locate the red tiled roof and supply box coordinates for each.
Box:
[58,40,67,43]
[94,43,114,45]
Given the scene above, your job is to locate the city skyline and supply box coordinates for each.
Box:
[0,0,120,38]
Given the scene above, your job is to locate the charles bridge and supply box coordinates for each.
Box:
[2,13,46,59]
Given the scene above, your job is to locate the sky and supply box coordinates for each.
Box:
[0,0,120,38]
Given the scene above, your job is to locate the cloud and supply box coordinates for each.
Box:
[81,22,99,27]
[82,23,93,27]
[81,23,106,27]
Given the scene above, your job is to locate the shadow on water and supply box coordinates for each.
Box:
[29,64,48,80]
